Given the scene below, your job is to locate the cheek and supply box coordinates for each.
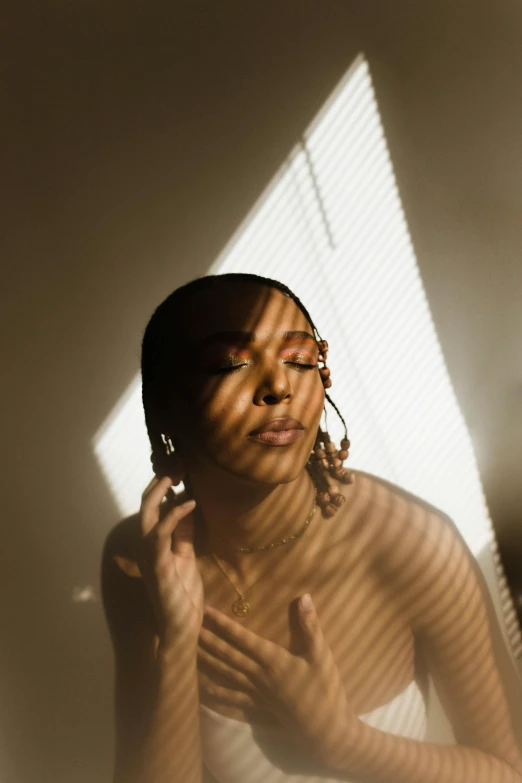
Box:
[202,373,325,430]
[179,371,324,460]
[299,373,325,423]
[197,385,253,449]
[166,379,239,450]
[207,395,250,433]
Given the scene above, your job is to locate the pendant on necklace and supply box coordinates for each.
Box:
[232,597,250,616]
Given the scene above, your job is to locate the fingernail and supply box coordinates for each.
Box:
[181,499,196,509]
[300,593,313,611]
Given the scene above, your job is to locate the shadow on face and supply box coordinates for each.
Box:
[162,281,325,487]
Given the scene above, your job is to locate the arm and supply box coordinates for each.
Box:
[101,524,204,783]
[139,640,202,783]
[329,511,522,783]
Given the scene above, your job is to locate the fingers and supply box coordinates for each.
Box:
[143,455,186,498]
[201,682,258,711]
[202,605,278,670]
[145,499,197,568]
[139,470,197,567]
[140,476,175,536]
[158,450,187,485]
[142,475,159,496]
[198,623,263,680]
[197,646,256,695]
[141,473,191,530]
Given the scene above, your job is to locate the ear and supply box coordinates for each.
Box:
[113,554,142,579]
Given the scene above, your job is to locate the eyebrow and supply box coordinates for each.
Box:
[197,330,317,348]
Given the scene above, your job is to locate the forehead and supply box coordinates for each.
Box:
[181,283,313,343]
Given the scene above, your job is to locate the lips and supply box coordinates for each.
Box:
[249,417,304,435]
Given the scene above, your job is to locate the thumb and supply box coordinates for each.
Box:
[299,594,323,657]
[172,503,197,557]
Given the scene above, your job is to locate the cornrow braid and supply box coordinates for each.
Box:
[141,273,354,517]
[324,391,348,439]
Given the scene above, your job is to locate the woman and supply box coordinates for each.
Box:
[102,273,522,783]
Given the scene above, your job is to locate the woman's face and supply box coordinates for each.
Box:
[166,282,325,486]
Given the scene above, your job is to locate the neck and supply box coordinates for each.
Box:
[186,466,316,580]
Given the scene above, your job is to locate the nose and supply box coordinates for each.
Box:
[253,362,293,406]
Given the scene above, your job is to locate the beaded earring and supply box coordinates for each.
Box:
[308,338,355,517]
[317,340,332,389]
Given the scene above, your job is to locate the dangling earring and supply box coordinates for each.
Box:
[317,340,332,389]
[317,340,354,482]
[307,337,355,517]
[151,433,178,478]
[308,432,337,517]
[163,433,175,456]
[310,428,354,517]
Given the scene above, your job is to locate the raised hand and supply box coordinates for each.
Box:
[198,595,358,768]
[137,469,204,649]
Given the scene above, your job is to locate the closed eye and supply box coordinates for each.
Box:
[207,365,247,375]
[207,362,317,375]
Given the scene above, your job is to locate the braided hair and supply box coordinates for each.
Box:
[141,273,352,512]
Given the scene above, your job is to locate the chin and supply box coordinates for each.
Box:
[203,431,317,486]
[229,456,309,487]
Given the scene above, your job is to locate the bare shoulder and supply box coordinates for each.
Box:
[102,484,190,579]
[349,477,522,758]
[350,469,506,648]
[347,469,456,618]
[101,490,190,646]
[102,512,143,578]
[345,468,448,547]
[101,512,158,648]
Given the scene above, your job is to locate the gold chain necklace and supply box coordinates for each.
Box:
[211,488,317,616]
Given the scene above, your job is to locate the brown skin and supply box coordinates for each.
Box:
[103,282,522,780]
[157,282,326,581]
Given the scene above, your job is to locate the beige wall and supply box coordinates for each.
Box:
[2,1,522,780]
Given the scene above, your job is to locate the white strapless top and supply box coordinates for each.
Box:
[200,678,427,782]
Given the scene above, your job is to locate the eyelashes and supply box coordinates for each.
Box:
[208,362,318,375]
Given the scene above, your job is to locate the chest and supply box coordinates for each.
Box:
[196,528,416,724]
